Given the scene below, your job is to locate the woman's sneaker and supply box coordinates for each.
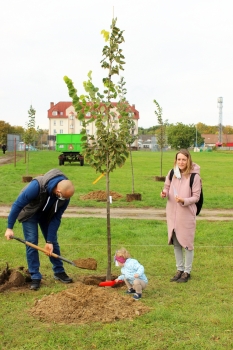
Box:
[170,270,184,282]
[176,272,190,283]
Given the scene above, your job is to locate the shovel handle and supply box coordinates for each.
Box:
[10,236,75,265]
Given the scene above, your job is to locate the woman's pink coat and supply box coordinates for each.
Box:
[163,163,202,250]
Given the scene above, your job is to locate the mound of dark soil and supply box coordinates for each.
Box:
[80,190,123,201]
[30,281,150,324]
[0,264,31,292]
[1,267,150,325]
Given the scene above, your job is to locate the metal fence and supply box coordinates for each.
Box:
[6,134,21,151]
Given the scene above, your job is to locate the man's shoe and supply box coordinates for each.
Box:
[54,272,73,284]
[30,279,41,290]
[170,270,184,282]
[126,288,136,294]
[133,293,142,300]
[176,272,190,283]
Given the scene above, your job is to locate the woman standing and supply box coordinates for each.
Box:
[161,149,202,283]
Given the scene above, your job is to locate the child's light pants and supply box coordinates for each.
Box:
[125,278,147,294]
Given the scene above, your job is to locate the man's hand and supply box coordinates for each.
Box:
[44,243,53,256]
[5,228,14,240]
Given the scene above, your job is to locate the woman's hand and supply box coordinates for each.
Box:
[175,195,184,204]
[160,190,166,198]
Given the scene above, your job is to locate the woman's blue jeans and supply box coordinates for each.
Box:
[22,215,64,280]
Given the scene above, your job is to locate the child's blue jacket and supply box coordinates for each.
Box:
[117,258,148,284]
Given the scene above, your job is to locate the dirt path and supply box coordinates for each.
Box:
[0,205,232,221]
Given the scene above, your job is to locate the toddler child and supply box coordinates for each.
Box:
[114,247,148,300]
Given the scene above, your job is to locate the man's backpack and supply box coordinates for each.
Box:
[169,169,203,215]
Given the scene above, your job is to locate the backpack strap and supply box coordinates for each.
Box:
[169,169,174,182]
[190,173,196,188]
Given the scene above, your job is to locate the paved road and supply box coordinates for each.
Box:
[0,206,232,221]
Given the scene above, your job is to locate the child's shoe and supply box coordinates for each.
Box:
[133,293,142,300]
[126,288,136,294]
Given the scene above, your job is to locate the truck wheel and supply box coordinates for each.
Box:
[80,159,84,166]
[59,159,64,166]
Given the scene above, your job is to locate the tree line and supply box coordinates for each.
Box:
[139,122,233,135]
[0,110,48,148]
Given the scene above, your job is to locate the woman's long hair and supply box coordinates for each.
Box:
[174,149,193,175]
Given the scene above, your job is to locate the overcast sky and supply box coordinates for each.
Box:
[1,0,233,130]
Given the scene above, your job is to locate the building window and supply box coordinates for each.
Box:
[59,130,63,134]
[53,121,56,126]
[86,129,90,134]
[70,125,73,129]
[60,121,63,126]
[54,129,57,134]
[52,111,58,116]
[86,112,91,117]
[80,121,83,126]
[69,114,74,120]
[60,112,63,116]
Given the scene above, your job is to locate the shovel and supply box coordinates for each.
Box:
[10,236,97,270]
[99,280,124,287]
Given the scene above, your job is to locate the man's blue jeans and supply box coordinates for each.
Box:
[22,215,65,280]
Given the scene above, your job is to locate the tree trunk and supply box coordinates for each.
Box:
[129,147,135,193]
[106,157,111,281]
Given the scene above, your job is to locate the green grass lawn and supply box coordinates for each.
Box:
[1,149,233,208]
[1,150,233,349]
[1,218,233,349]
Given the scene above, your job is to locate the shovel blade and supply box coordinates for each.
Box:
[73,258,97,270]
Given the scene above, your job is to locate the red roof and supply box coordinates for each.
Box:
[48,102,72,119]
[48,101,139,120]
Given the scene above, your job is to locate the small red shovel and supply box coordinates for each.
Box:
[99,280,124,287]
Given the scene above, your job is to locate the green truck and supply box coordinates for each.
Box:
[56,134,84,166]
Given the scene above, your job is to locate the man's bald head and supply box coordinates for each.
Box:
[55,180,75,199]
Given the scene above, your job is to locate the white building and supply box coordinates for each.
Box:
[47,101,140,149]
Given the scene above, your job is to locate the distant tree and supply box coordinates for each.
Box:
[23,105,36,174]
[0,121,12,145]
[167,123,204,149]
[196,122,219,134]
[138,127,146,135]
[11,125,24,136]
[223,125,233,134]
[116,76,138,194]
[153,100,167,177]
